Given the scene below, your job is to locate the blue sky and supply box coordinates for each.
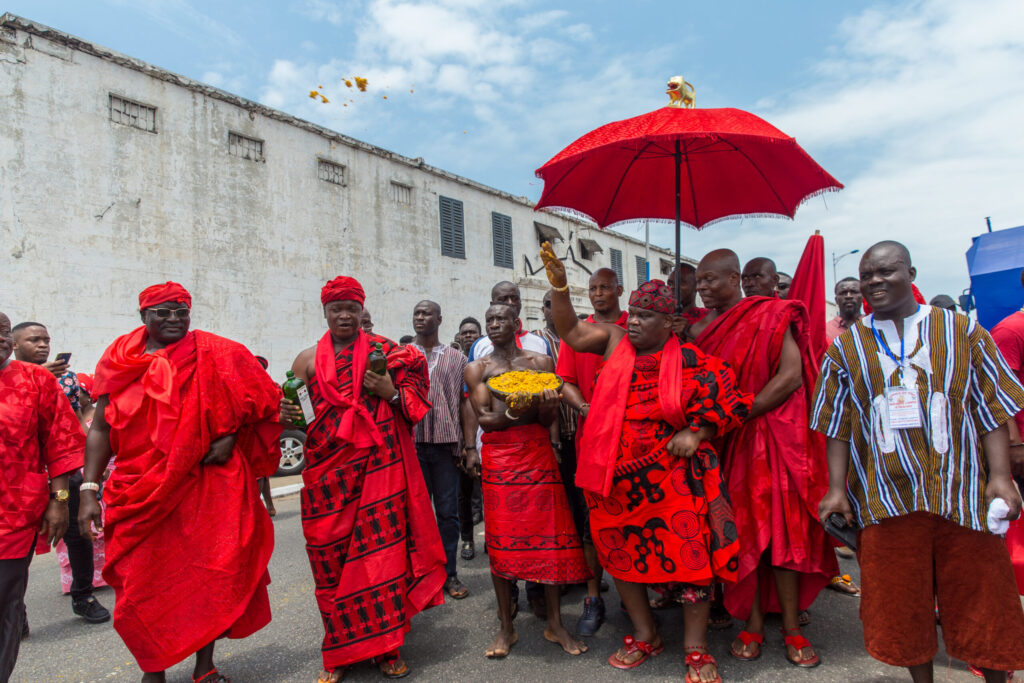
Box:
[10,0,1024,301]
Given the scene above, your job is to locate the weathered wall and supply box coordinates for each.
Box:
[0,16,683,377]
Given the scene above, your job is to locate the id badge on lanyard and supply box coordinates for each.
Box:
[872,313,922,430]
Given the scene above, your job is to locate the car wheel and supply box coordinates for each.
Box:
[277,429,306,476]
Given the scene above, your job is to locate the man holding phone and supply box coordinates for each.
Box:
[12,322,110,625]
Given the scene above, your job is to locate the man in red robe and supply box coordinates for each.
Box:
[540,245,752,682]
[78,282,282,683]
[281,276,445,683]
[0,311,84,680]
[689,249,838,668]
[465,302,591,659]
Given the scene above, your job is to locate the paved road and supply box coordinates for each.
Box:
[14,494,995,682]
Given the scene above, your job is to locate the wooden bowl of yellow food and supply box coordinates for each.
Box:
[486,370,563,411]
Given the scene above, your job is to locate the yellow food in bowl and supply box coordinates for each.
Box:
[488,370,561,394]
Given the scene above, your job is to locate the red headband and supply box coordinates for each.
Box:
[76,372,94,398]
[138,281,192,310]
[628,279,676,314]
[321,276,366,306]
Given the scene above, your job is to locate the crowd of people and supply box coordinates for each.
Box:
[2,238,1023,683]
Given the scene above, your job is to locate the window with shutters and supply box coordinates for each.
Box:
[228,132,263,162]
[439,196,465,259]
[109,94,157,133]
[635,255,649,287]
[317,159,346,185]
[491,212,513,269]
[610,248,624,286]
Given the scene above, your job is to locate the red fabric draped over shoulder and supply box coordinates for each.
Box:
[694,297,838,617]
[94,328,282,672]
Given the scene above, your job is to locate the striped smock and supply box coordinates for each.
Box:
[809,305,1024,531]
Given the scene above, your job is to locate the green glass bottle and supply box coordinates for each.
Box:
[368,342,388,375]
[282,370,315,428]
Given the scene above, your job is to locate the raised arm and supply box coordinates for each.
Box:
[539,241,614,355]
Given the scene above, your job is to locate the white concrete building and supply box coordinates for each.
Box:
[0,14,686,376]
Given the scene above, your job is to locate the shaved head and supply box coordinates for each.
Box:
[860,240,917,319]
[696,249,743,312]
[862,240,912,267]
[700,249,741,276]
[590,268,619,288]
[742,257,780,298]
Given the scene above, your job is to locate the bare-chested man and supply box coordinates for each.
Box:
[465,304,591,659]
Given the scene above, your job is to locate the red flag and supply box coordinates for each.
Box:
[790,233,826,360]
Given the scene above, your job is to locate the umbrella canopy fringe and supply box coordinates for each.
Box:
[534,204,600,227]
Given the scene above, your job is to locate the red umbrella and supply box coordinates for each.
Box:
[789,232,826,360]
[534,81,843,304]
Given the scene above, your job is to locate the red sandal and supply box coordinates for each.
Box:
[782,628,820,668]
[685,647,722,683]
[193,669,230,683]
[729,630,763,661]
[608,635,664,669]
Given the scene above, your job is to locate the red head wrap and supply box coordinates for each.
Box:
[628,279,676,314]
[321,276,366,306]
[76,372,94,398]
[138,281,192,310]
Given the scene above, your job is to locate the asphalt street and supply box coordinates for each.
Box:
[13,493,1005,683]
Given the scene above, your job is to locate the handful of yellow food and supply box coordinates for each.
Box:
[486,370,563,410]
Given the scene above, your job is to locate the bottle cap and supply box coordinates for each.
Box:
[286,370,295,377]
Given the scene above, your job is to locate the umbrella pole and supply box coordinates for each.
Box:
[674,139,682,310]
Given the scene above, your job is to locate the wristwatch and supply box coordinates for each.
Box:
[389,391,401,405]
[50,489,70,503]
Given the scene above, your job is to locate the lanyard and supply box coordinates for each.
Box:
[870,306,919,370]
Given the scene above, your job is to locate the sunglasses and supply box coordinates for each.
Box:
[148,308,191,320]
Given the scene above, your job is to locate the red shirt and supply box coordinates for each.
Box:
[555,311,629,403]
[825,315,861,344]
[992,310,1024,435]
[0,360,84,559]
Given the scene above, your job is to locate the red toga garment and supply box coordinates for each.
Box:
[302,332,446,670]
[579,339,750,585]
[481,423,591,583]
[0,360,84,559]
[694,297,838,617]
[93,328,281,672]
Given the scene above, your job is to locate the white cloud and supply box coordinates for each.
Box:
[614,0,1024,304]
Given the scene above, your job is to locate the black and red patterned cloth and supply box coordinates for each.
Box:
[302,332,446,671]
[628,279,675,314]
[581,339,751,590]
[481,423,592,584]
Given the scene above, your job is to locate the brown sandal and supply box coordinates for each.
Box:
[316,668,346,683]
[372,651,410,679]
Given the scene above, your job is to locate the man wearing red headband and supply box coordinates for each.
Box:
[78,282,282,683]
[540,246,751,683]
[280,276,445,683]
[688,250,838,668]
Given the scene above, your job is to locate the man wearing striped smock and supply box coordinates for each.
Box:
[813,241,1024,683]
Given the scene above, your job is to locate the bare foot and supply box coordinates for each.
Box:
[544,624,588,655]
[485,627,518,658]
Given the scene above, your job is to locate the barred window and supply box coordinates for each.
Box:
[109,94,156,133]
[439,196,465,259]
[318,159,346,185]
[491,212,513,269]
[389,181,411,204]
[635,255,649,287]
[228,132,263,161]
[610,248,624,286]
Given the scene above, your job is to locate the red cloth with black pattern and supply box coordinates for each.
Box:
[92,328,282,672]
[481,423,591,584]
[0,360,84,559]
[301,332,446,670]
[583,340,750,585]
[678,306,709,326]
[694,296,839,618]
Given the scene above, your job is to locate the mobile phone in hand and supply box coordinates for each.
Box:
[824,513,859,551]
[54,352,72,365]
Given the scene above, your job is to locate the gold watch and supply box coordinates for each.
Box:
[50,489,70,503]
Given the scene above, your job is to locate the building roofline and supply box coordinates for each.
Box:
[1,12,678,258]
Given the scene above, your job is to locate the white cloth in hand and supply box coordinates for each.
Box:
[987,497,1011,535]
